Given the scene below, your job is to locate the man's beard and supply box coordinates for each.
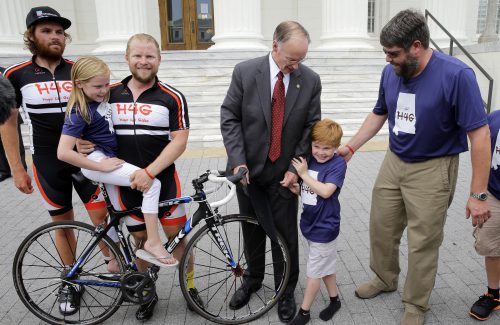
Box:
[33,37,65,61]
[131,68,158,84]
[396,54,419,83]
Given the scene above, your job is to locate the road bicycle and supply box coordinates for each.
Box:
[12,169,290,324]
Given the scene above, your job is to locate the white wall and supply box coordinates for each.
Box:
[261,0,298,46]
[456,43,500,112]
[297,0,322,47]
[145,0,162,44]
[6,0,492,55]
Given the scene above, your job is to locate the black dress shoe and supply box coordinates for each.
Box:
[278,294,296,323]
[0,174,11,182]
[187,288,204,311]
[136,293,158,321]
[228,282,262,310]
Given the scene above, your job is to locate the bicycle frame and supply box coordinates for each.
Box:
[68,170,240,285]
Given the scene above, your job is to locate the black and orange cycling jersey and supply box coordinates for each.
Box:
[4,56,73,155]
[5,56,104,215]
[109,75,190,225]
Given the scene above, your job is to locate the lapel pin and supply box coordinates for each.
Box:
[296,84,300,89]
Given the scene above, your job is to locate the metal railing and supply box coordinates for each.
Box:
[425,9,494,113]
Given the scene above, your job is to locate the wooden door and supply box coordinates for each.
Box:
[159,0,214,50]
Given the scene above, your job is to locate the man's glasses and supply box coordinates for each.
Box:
[383,49,401,58]
[284,56,307,65]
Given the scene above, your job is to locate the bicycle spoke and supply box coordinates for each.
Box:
[33,238,64,269]
[14,222,126,325]
[192,262,230,272]
[85,283,121,301]
[192,243,229,266]
[191,268,228,279]
[32,284,59,311]
[180,215,290,323]
[203,271,234,306]
[206,229,238,265]
[23,275,61,281]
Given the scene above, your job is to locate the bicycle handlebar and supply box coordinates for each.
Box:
[205,168,247,208]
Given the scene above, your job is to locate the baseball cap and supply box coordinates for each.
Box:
[26,6,71,30]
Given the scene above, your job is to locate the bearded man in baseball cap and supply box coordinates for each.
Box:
[1,6,111,317]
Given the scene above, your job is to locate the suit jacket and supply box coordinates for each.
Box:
[221,54,322,180]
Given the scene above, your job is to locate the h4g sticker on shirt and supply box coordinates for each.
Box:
[492,129,500,170]
[301,170,318,206]
[393,92,416,136]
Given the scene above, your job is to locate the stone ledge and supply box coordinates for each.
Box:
[179,139,389,159]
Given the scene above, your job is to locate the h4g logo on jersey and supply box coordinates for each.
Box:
[115,103,152,116]
[35,81,72,95]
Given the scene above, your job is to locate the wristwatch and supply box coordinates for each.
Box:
[470,192,488,201]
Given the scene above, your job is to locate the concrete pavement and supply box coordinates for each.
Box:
[0,148,498,324]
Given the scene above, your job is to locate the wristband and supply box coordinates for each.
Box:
[144,168,155,180]
[346,144,355,155]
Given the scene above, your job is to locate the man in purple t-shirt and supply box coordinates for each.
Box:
[338,9,491,325]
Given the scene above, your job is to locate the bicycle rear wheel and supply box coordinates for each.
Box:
[13,221,126,325]
[179,214,290,324]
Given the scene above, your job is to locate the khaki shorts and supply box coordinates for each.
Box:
[473,192,500,256]
[302,237,337,279]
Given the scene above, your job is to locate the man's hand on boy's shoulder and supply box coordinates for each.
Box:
[338,145,354,162]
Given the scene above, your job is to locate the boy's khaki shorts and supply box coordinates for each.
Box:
[302,237,337,279]
[473,192,500,256]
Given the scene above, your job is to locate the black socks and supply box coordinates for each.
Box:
[488,287,499,299]
[291,296,341,323]
[289,308,310,325]
[319,295,341,321]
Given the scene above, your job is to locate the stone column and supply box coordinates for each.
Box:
[93,0,147,53]
[210,0,267,50]
[318,0,372,49]
[479,0,499,43]
[0,0,27,54]
[425,0,469,47]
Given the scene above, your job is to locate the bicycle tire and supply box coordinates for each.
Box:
[13,221,126,325]
[179,214,290,324]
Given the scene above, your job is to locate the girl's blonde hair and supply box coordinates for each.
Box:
[66,56,110,124]
[311,118,343,148]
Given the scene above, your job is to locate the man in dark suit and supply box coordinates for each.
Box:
[220,21,321,322]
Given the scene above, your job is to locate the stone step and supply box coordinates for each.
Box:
[183,90,379,104]
[187,97,377,114]
[186,128,390,148]
[6,48,388,149]
[172,76,381,91]
[98,48,385,61]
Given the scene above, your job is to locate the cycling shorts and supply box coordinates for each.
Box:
[32,153,105,216]
[105,169,187,232]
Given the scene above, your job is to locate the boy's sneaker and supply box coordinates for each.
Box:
[469,293,500,321]
[58,284,84,316]
[289,311,310,325]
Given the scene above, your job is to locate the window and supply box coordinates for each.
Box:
[368,0,376,33]
[477,0,500,33]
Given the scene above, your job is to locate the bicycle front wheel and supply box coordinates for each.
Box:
[179,214,290,324]
[13,221,126,325]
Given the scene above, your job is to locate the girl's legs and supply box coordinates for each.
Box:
[82,151,174,265]
[141,178,176,264]
[143,212,176,264]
